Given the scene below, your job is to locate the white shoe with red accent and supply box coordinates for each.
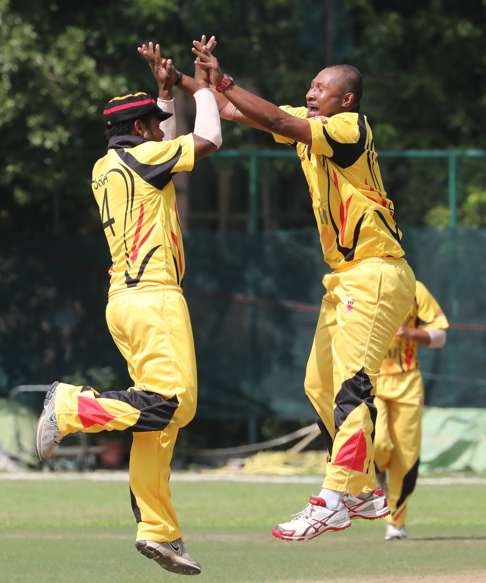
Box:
[344,489,390,520]
[272,496,351,541]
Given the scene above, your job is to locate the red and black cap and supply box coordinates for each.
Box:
[103,92,172,127]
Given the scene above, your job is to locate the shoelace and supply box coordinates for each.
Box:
[292,503,315,520]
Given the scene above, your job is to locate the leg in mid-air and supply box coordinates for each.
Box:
[36,289,201,575]
[272,292,352,541]
[272,258,415,541]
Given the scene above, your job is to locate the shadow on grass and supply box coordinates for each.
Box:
[410,536,486,541]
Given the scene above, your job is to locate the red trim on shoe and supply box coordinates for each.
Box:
[271,521,350,541]
[309,496,326,507]
[344,490,390,521]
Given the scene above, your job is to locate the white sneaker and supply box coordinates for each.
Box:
[385,523,407,541]
[344,489,390,520]
[272,496,351,541]
[136,539,202,575]
[36,382,63,461]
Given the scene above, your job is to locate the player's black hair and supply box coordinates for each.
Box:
[104,112,156,140]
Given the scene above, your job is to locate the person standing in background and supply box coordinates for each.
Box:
[374,280,449,540]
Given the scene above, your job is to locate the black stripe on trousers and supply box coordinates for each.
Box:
[130,487,142,523]
[316,419,334,454]
[334,368,377,438]
[313,368,377,455]
[97,389,179,432]
[394,458,420,515]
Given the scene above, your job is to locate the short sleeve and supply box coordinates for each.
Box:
[116,134,195,191]
[309,113,363,157]
[308,118,333,156]
[135,134,195,174]
[272,105,308,145]
[416,281,449,329]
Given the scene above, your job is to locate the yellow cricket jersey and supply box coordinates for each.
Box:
[273,107,404,271]
[91,134,195,296]
[380,280,449,375]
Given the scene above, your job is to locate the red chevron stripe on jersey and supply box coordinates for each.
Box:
[130,203,156,263]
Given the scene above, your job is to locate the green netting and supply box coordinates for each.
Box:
[0,228,485,420]
[421,407,486,473]
[0,398,37,466]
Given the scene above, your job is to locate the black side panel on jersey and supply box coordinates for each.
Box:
[116,145,182,190]
[374,209,402,242]
[322,113,367,168]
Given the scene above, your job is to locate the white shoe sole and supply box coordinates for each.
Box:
[136,541,201,575]
[349,505,390,520]
[35,382,61,461]
[272,519,351,541]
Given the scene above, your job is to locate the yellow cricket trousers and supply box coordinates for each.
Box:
[304,257,415,496]
[374,368,423,528]
[54,287,197,543]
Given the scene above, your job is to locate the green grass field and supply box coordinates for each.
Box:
[1,478,485,582]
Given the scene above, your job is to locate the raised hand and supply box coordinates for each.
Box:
[137,41,180,98]
[192,34,222,87]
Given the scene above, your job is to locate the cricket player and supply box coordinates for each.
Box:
[374,280,449,540]
[36,39,221,575]
[192,39,416,541]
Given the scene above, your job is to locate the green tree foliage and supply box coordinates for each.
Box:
[1,0,485,412]
[349,0,486,149]
[0,0,333,234]
[347,1,485,225]
[3,0,484,233]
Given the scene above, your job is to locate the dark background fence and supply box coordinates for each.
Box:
[2,227,486,444]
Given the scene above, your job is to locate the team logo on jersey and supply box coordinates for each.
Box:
[345,296,355,312]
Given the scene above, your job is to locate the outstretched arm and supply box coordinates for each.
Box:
[190,35,222,159]
[192,39,313,145]
[138,37,222,160]
[138,41,178,139]
[213,91,270,132]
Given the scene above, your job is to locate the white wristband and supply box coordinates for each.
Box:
[157,97,176,140]
[425,328,447,348]
[193,88,222,148]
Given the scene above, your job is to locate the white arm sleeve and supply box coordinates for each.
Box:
[193,88,222,148]
[424,328,447,349]
[157,97,176,140]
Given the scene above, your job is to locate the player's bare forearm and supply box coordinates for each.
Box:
[220,83,312,143]
[192,35,280,132]
[396,326,431,346]
[176,72,200,96]
[174,75,267,130]
[191,40,310,142]
[215,91,269,131]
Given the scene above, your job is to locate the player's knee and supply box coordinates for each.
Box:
[176,391,197,427]
[304,376,317,400]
